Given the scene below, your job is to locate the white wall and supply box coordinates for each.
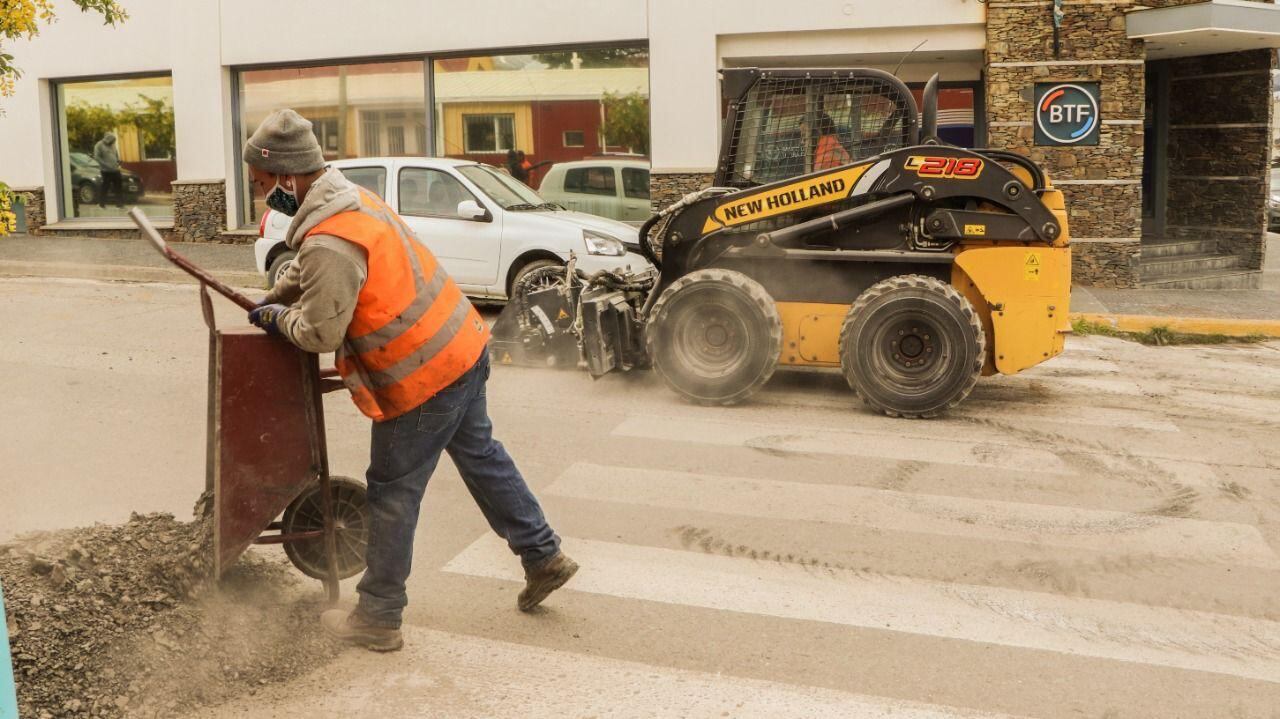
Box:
[647,0,986,174]
[0,0,986,223]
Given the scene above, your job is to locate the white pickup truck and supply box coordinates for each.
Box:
[537,158,651,224]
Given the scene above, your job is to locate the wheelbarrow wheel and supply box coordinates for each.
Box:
[282,476,369,581]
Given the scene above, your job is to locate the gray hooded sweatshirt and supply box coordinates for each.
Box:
[93,132,120,171]
[263,168,370,353]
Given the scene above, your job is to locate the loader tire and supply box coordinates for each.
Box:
[839,274,984,419]
[646,269,781,406]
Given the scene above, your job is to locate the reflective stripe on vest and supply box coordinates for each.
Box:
[306,188,489,422]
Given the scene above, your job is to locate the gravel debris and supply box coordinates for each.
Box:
[0,494,341,718]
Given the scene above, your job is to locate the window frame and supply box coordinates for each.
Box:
[621,166,649,200]
[336,165,388,198]
[562,166,618,197]
[562,130,586,148]
[50,70,176,223]
[230,40,649,228]
[462,113,516,154]
[396,166,481,220]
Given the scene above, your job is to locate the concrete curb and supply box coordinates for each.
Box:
[0,260,264,290]
[1070,312,1280,338]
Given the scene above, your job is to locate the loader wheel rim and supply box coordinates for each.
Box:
[672,302,749,378]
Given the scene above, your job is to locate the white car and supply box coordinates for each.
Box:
[255,157,652,299]
[538,158,651,224]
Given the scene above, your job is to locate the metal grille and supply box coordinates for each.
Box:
[724,74,916,188]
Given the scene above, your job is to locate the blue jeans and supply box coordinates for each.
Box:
[355,350,559,627]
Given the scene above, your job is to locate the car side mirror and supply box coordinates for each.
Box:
[457,199,491,222]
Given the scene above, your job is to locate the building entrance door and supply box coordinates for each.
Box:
[1141,61,1170,239]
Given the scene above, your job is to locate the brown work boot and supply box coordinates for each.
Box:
[518,551,579,612]
[320,609,404,652]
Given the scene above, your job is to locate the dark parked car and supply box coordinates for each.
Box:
[69,151,144,206]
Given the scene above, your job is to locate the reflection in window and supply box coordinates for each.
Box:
[622,167,649,200]
[237,60,426,226]
[433,48,649,193]
[564,167,616,196]
[398,167,476,218]
[55,75,176,219]
[463,114,515,153]
[337,166,387,198]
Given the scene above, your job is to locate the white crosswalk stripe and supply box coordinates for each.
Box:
[446,534,1280,683]
[194,627,1034,718]
[611,415,1220,487]
[547,463,1279,568]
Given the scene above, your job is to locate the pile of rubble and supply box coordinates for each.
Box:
[0,497,340,718]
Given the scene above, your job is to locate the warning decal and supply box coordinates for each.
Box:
[1024,252,1042,281]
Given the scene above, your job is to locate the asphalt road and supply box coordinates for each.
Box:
[3,277,1280,717]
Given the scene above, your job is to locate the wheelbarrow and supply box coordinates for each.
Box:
[129,209,369,601]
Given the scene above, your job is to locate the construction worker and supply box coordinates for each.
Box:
[243,109,577,652]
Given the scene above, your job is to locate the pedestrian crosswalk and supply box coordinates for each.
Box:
[430,355,1280,715]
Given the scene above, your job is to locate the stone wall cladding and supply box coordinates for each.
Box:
[1071,240,1140,288]
[1164,49,1275,272]
[1057,183,1142,240]
[172,180,227,243]
[650,172,714,212]
[986,0,1146,286]
[11,187,46,232]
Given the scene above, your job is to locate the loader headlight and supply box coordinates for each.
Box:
[583,229,625,256]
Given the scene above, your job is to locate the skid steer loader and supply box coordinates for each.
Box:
[491,68,1071,418]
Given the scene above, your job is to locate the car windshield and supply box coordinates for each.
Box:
[457,164,549,210]
[70,152,97,168]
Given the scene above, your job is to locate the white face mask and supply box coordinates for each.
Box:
[265,176,300,216]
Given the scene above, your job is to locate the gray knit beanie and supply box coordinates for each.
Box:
[243,109,326,175]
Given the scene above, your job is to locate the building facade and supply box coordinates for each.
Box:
[1,0,1276,287]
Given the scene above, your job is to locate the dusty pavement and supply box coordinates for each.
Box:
[2,276,1280,718]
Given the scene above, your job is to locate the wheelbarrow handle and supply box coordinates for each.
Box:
[128,207,259,312]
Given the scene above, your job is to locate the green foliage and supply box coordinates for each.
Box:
[533,47,648,70]
[600,91,650,155]
[65,94,175,158]
[0,180,16,235]
[1072,317,1270,345]
[65,100,122,152]
[0,0,127,94]
[124,94,176,158]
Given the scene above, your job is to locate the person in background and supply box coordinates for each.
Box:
[806,113,851,171]
[93,131,124,209]
[515,150,552,188]
[244,109,578,652]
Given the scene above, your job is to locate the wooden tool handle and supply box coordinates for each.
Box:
[128,207,259,311]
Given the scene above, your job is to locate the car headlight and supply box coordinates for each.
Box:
[1270,194,1280,208]
[583,229,625,256]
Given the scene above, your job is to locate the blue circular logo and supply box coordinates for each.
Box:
[1035,83,1100,146]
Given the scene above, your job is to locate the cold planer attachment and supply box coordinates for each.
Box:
[496,69,1071,417]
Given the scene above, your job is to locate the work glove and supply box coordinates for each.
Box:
[248,303,288,336]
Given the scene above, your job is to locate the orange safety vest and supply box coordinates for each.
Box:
[814,135,851,171]
[306,189,490,422]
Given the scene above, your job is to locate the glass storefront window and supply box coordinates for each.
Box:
[54,75,176,219]
[236,60,426,225]
[433,48,649,191]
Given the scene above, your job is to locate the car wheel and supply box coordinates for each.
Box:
[509,258,563,298]
[77,182,97,205]
[267,250,298,290]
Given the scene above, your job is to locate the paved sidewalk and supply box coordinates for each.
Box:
[1072,234,1280,322]
[0,232,261,288]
